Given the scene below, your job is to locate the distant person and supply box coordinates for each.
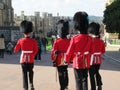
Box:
[35,36,42,61]
[32,34,36,39]
[88,22,105,90]
[65,11,94,90]
[6,42,13,55]
[14,20,38,90]
[51,19,70,90]
[0,34,5,58]
[51,37,54,47]
[41,36,48,53]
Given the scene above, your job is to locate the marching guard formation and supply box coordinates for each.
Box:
[51,11,105,90]
[13,11,105,90]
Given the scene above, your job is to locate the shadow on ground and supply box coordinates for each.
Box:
[0,51,120,71]
[0,51,53,66]
[100,51,120,71]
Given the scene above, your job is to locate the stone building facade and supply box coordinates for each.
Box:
[14,11,64,37]
[0,0,14,27]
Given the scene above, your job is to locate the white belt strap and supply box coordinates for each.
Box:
[22,50,33,53]
[90,54,94,65]
[76,51,89,55]
[94,52,101,55]
[84,51,89,55]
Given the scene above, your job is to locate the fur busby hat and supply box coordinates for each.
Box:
[88,22,100,36]
[57,19,69,38]
[20,20,33,34]
[73,11,89,34]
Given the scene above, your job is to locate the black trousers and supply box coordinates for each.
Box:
[89,64,102,90]
[35,48,41,60]
[74,68,88,90]
[57,66,69,90]
[0,49,4,58]
[21,63,34,89]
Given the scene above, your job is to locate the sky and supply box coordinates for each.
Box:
[12,0,108,17]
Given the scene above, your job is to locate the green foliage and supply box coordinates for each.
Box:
[103,0,120,38]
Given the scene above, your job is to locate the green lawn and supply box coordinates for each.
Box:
[111,41,120,45]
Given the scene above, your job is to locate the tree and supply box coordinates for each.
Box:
[103,0,120,38]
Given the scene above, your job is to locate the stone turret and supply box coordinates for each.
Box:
[0,0,14,26]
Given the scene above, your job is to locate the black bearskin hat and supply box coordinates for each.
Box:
[20,20,33,34]
[73,11,89,34]
[57,19,69,38]
[88,22,100,36]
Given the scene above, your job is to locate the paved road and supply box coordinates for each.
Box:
[0,45,120,90]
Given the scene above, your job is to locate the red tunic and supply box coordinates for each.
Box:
[51,38,70,66]
[65,34,94,69]
[90,38,105,65]
[14,37,38,63]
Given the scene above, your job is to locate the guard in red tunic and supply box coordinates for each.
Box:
[65,11,94,90]
[88,22,105,90]
[14,20,38,90]
[51,20,70,90]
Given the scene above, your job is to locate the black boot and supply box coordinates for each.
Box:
[31,87,35,90]
[65,86,68,90]
[30,84,35,90]
[98,85,102,90]
[23,88,28,90]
